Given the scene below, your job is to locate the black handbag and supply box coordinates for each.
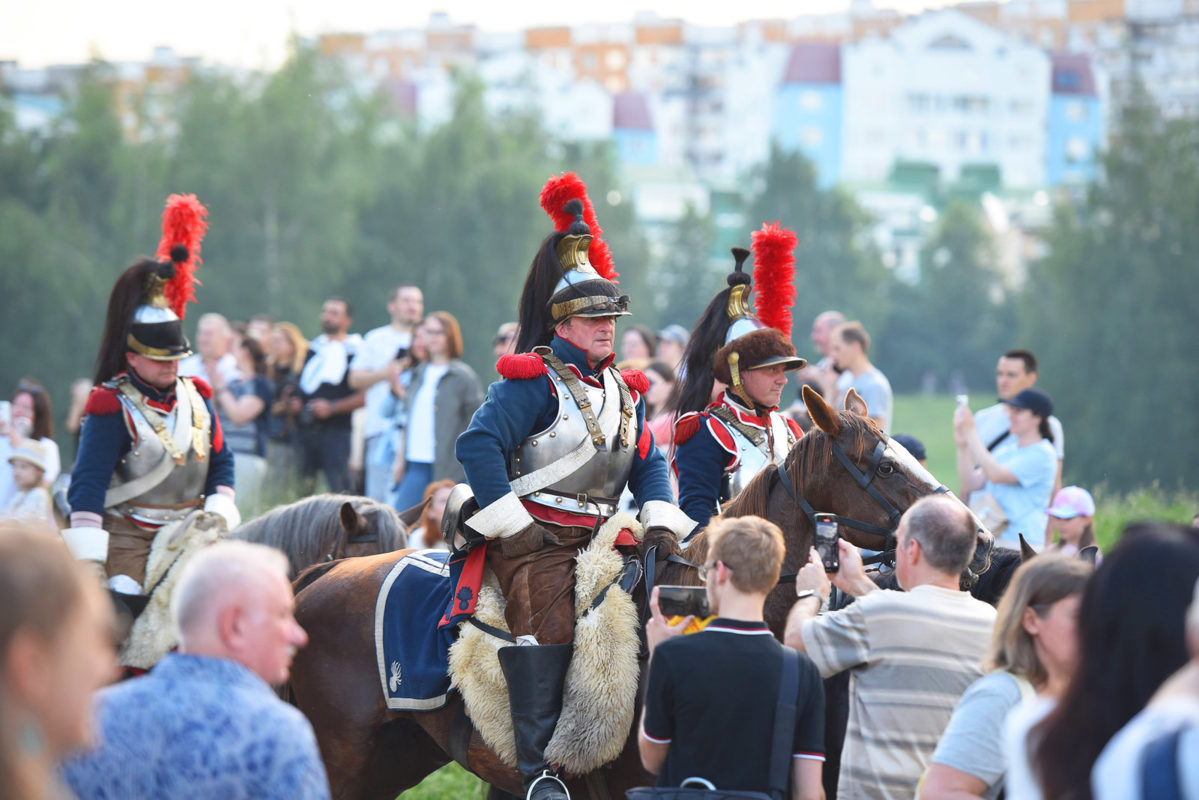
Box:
[626,646,801,800]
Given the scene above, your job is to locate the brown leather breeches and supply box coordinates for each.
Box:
[102,513,157,587]
[486,524,593,646]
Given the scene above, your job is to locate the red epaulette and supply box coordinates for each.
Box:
[496,353,548,380]
[673,411,704,445]
[785,417,804,439]
[189,377,213,399]
[83,386,121,416]
[620,369,649,395]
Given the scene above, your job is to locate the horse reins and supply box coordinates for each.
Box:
[774,438,951,578]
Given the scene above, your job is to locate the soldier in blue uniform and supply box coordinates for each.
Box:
[671,223,808,532]
[453,174,693,800]
[63,195,237,614]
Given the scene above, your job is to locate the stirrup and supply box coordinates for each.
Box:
[527,770,570,800]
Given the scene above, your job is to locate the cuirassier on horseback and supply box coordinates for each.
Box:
[452,173,695,800]
[671,223,808,533]
[63,195,240,636]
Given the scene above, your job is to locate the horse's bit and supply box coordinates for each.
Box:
[775,438,950,572]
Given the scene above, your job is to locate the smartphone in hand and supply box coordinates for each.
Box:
[814,513,840,572]
[656,585,711,618]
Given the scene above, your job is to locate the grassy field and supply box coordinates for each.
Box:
[398,763,486,799]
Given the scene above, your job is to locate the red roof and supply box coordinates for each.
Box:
[613,92,653,131]
[782,42,841,85]
[1050,53,1097,97]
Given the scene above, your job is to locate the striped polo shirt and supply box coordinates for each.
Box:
[802,584,996,800]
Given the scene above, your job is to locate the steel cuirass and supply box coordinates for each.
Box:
[510,361,635,519]
[718,409,795,500]
[107,378,210,527]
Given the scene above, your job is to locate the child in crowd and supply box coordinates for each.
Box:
[2,441,52,525]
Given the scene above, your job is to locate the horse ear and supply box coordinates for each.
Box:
[1018,532,1038,562]
[843,388,868,418]
[397,496,431,528]
[339,502,363,535]
[802,384,841,436]
[1079,545,1099,565]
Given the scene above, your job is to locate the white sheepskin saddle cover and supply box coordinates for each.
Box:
[448,513,643,776]
[121,511,226,669]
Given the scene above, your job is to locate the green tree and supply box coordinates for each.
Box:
[744,143,890,348]
[650,202,720,327]
[876,200,1012,392]
[1021,96,1199,490]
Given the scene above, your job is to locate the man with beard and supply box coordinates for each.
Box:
[292,297,364,494]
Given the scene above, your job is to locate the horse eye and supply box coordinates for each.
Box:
[877,462,895,476]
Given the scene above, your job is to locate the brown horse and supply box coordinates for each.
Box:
[231,493,416,579]
[287,388,992,800]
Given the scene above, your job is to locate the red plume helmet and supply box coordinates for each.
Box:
[155,193,209,319]
[750,221,797,339]
[538,172,617,281]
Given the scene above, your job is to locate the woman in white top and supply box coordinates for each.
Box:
[921,554,1091,800]
[391,313,483,512]
[0,379,61,513]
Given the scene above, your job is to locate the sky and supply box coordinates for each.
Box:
[2,0,948,69]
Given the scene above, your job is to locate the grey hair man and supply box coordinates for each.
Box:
[784,495,996,800]
[62,541,330,799]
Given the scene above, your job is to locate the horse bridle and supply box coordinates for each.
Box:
[775,438,951,571]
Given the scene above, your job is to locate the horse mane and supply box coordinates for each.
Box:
[724,409,884,521]
[232,494,407,578]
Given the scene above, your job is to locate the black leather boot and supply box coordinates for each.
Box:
[497,643,573,800]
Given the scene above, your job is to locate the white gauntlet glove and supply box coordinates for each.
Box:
[203,492,241,530]
[61,526,110,563]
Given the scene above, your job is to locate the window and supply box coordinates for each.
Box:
[605,50,627,70]
[1066,136,1090,163]
[1066,100,1088,121]
[800,90,823,111]
[801,126,824,147]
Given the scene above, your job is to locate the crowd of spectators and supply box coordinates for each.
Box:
[6,291,1199,800]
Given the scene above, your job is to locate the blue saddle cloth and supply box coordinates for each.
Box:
[375,549,457,711]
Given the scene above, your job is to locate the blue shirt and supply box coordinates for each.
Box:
[61,653,330,800]
[983,438,1057,545]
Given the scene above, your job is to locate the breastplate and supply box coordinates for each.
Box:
[510,365,635,518]
[108,380,210,523]
[726,412,794,499]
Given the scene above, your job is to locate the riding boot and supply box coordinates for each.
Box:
[497,643,573,800]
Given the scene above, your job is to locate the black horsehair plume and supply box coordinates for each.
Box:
[667,248,753,417]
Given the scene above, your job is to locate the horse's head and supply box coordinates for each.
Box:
[340,497,410,558]
[786,385,994,582]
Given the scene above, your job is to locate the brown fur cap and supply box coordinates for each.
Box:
[713,327,805,384]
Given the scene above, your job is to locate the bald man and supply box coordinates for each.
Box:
[63,541,330,799]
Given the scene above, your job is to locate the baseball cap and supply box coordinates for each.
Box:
[657,324,689,346]
[892,434,926,462]
[1047,486,1095,519]
[1002,388,1053,418]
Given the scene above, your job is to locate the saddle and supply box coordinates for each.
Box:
[449,514,644,776]
[120,510,227,669]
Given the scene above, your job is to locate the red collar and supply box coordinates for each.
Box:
[711,393,777,428]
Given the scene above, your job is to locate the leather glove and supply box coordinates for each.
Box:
[642,526,679,554]
[499,522,561,559]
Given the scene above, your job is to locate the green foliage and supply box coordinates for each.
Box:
[396,763,486,799]
[875,201,1014,393]
[1021,96,1199,489]
[651,202,720,326]
[745,143,890,341]
[1091,486,1199,552]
